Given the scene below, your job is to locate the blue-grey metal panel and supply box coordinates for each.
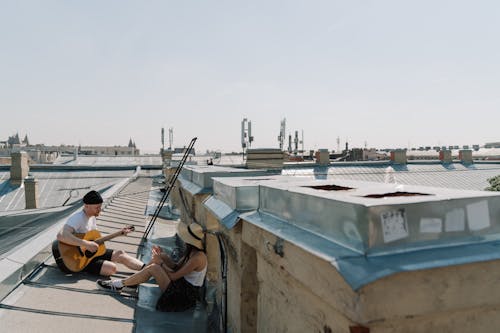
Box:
[212,177,267,211]
[186,165,275,190]
[204,196,241,229]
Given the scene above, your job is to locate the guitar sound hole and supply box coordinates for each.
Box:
[85,250,96,258]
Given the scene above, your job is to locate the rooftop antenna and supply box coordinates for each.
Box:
[301,129,304,153]
[168,127,173,150]
[161,127,165,150]
[278,118,286,151]
[294,130,299,155]
[241,118,254,157]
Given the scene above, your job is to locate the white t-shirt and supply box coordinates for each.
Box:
[66,210,96,234]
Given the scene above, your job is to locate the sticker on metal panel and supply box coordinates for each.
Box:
[380,208,409,243]
[445,208,465,232]
[420,218,442,234]
[467,200,490,231]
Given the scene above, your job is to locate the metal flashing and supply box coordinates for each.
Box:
[184,165,275,191]
[204,196,242,229]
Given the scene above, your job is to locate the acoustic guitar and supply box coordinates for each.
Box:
[52,225,135,273]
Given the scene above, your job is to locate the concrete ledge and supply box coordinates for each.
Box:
[0,208,71,301]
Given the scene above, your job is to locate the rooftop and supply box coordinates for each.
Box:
[0,170,210,333]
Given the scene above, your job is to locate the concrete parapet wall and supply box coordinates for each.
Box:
[243,222,357,332]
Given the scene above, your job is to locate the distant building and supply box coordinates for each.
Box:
[78,145,139,156]
[485,142,500,148]
[173,147,196,155]
[0,133,140,162]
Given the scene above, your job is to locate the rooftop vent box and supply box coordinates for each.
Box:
[256,178,500,255]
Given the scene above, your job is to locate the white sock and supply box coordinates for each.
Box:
[112,280,124,288]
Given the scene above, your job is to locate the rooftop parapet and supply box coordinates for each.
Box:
[179,165,277,194]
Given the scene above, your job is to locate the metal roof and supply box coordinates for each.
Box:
[0,169,136,211]
[54,155,162,167]
[282,161,500,191]
[0,171,210,332]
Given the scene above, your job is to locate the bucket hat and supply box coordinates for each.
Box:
[177,223,204,250]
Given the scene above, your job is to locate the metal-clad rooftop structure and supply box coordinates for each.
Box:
[205,173,500,290]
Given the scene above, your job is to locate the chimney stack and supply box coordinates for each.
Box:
[10,151,29,186]
[162,149,173,167]
[459,149,473,164]
[439,150,452,163]
[316,149,330,166]
[246,148,284,169]
[24,175,39,209]
[390,150,407,164]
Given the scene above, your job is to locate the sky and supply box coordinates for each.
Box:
[1,1,499,154]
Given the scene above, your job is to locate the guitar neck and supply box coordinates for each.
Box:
[95,230,126,244]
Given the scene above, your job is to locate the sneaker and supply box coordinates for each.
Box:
[96,279,123,292]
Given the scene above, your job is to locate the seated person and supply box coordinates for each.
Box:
[54,190,145,275]
[97,222,208,312]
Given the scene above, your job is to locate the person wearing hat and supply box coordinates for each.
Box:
[56,190,145,276]
[97,222,208,312]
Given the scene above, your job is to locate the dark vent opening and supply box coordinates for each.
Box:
[305,185,354,191]
[363,191,432,198]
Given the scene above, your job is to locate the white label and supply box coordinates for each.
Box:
[445,208,465,232]
[381,209,409,243]
[420,218,442,233]
[467,200,490,231]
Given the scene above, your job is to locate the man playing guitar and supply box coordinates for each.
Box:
[54,190,145,276]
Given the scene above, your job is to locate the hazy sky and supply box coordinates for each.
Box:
[1,1,499,154]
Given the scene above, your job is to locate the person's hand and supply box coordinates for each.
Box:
[152,245,163,254]
[151,251,163,265]
[121,225,135,236]
[83,240,99,253]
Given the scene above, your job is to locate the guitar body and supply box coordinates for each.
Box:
[55,230,107,273]
[52,225,134,273]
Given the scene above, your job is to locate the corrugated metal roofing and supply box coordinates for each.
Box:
[54,155,162,166]
[282,161,500,191]
[0,169,135,211]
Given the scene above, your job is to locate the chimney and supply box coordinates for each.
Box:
[316,149,330,166]
[246,148,284,169]
[24,175,39,209]
[390,150,407,164]
[162,149,173,167]
[10,151,29,186]
[459,149,473,164]
[439,150,452,163]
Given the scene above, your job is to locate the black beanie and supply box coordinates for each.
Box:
[83,190,103,204]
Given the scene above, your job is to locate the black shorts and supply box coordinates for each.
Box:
[156,278,201,312]
[83,249,114,275]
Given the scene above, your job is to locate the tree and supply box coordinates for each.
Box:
[486,175,500,191]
